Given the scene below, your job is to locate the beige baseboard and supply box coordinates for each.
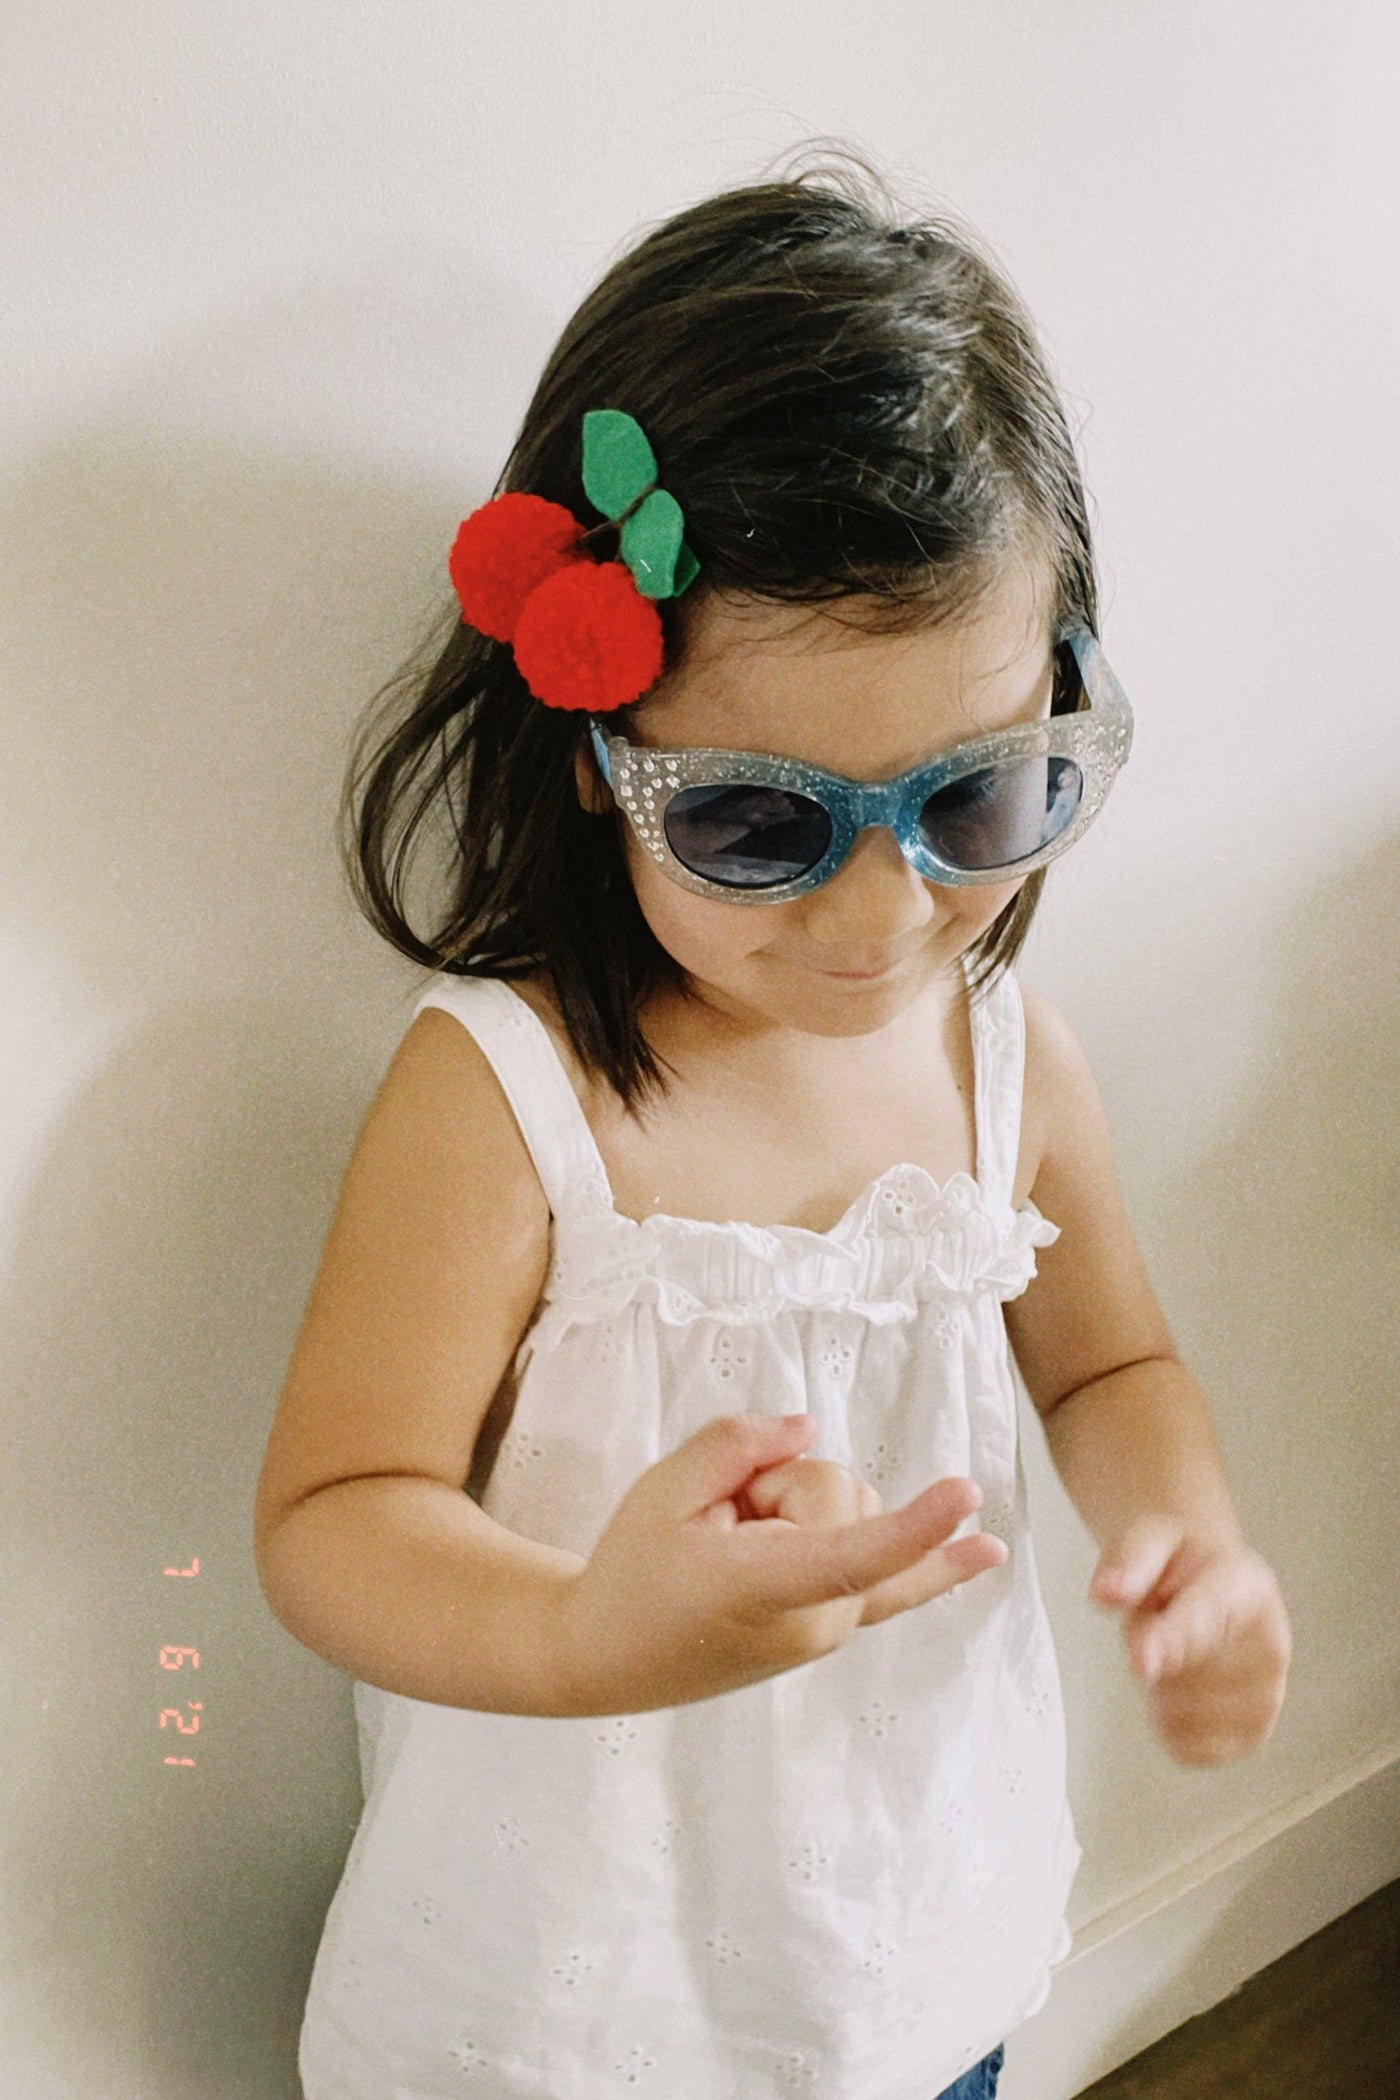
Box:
[998,1737,1400,2100]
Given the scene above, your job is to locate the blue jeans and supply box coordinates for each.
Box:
[935,2042,1005,2100]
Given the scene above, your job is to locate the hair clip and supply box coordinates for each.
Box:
[448,410,700,712]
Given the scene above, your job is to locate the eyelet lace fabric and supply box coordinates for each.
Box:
[298,957,1082,2100]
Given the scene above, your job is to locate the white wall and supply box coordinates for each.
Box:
[3,3,1396,2094]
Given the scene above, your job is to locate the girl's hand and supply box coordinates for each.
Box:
[1090,1518,1292,1766]
[554,1413,1008,1716]
[717,1454,1006,1627]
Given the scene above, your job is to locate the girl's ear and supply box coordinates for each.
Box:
[573,737,616,816]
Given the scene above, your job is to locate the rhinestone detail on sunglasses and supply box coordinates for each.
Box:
[588,625,1133,901]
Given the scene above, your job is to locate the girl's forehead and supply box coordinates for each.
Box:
[627,567,1057,778]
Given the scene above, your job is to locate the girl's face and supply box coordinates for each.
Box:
[580,557,1058,1041]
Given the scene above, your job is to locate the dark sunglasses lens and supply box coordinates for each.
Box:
[919,756,1083,870]
[663,783,833,888]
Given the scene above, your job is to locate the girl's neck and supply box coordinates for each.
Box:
[636,959,968,1088]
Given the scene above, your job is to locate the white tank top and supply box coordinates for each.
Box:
[298,956,1081,2100]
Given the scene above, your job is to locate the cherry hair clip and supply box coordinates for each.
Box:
[447,410,700,712]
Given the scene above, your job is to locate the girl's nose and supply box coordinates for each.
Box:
[798,824,936,943]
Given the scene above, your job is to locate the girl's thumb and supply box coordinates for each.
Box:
[1090,1515,1183,1611]
[662,1412,817,1519]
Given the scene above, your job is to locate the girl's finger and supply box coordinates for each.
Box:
[859,1529,1008,1625]
[747,1462,884,1530]
[943,1532,1008,1576]
[1091,1515,1185,1612]
[739,1476,982,1613]
[743,1462,800,1517]
[663,1412,818,1525]
[1129,1571,1236,1682]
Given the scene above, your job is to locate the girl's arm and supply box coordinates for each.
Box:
[253,1008,588,1715]
[1004,989,1291,1766]
[1005,989,1242,1554]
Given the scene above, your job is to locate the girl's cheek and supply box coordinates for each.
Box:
[946,877,1024,939]
[620,836,767,967]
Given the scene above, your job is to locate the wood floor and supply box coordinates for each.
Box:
[1075,1877,1400,2098]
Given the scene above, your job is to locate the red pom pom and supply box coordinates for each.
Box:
[448,492,584,642]
[512,561,664,711]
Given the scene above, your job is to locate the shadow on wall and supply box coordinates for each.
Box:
[0,255,543,2097]
[1066,831,1400,1913]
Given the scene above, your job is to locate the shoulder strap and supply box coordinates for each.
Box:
[410,975,614,1223]
[964,961,1026,1213]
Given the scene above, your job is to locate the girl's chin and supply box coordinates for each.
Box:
[765,966,937,1036]
[674,944,968,1036]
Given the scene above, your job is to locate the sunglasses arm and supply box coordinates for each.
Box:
[587,721,616,789]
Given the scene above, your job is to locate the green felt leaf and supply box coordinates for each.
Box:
[672,541,700,596]
[621,488,684,598]
[581,410,657,519]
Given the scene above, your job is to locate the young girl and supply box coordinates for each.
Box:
[255,160,1291,2100]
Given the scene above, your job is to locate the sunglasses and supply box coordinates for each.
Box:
[587,625,1133,903]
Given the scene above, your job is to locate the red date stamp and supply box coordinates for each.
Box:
[159,1556,201,1766]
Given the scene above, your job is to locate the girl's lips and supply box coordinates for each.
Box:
[811,956,906,980]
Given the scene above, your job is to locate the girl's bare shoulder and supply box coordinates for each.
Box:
[254,989,554,1549]
[1017,979,1096,1196]
[1019,974,1102,1088]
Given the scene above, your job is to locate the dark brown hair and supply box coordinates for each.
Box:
[342,147,1100,1107]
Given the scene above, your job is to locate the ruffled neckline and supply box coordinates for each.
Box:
[593,1160,984,1247]
[535,1159,1060,1339]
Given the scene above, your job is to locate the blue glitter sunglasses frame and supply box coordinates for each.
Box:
[587,624,1133,902]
